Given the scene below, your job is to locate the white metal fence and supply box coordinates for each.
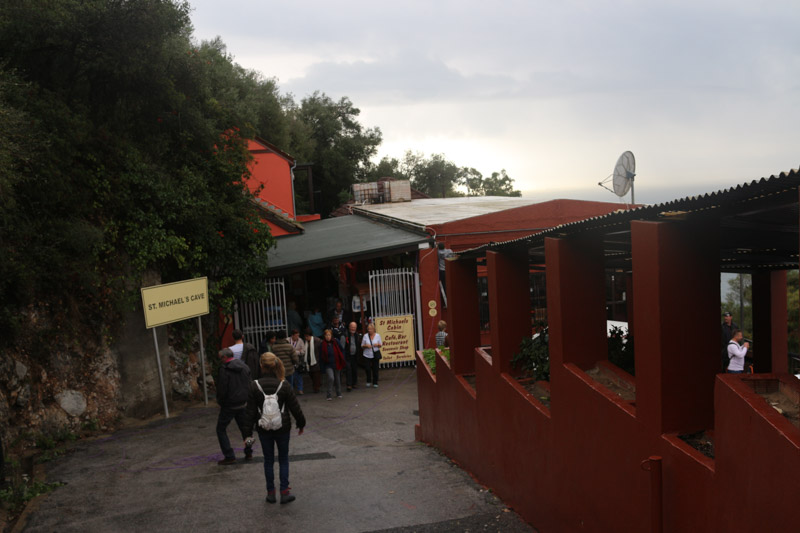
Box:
[368,267,422,367]
[234,278,288,348]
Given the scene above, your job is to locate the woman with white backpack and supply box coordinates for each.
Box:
[242,353,306,504]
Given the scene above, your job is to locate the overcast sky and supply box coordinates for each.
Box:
[189,0,799,205]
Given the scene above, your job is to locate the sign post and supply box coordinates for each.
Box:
[141,277,210,418]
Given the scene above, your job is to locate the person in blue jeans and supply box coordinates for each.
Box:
[289,329,306,395]
[242,353,306,504]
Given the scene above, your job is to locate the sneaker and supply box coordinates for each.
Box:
[245,451,253,461]
[280,490,296,504]
[266,491,276,504]
[337,395,342,399]
[373,384,378,388]
[327,397,332,401]
[298,390,304,395]
[366,383,372,388]
[346,386,352,392]
[217,457,236,465]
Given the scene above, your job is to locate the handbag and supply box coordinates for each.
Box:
[368,334,382,361]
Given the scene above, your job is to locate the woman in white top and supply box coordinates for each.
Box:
[361,323,382,388]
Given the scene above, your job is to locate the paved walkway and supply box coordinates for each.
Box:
[22,368,534,532]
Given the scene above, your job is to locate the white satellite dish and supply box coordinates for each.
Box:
[598,151,636,204]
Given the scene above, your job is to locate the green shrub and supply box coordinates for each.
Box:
[512,329,550,382]
[608,325,635,376]
[421,348,450,375]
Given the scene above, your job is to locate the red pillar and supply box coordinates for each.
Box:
[446,257,480,375]
[631,220,719,434]
[419,247,441,349]
[545,235,606,372]
[487,250,530,376]
[752,270,788,373]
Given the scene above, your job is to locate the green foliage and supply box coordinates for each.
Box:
[512,330,550,382]
[422,348,450,375]
[368,152,521,198]
[0,476,65,510]
[721,274,752,339]
[35,427,77,451]
[608,325,635,376]
[0,0,278,348]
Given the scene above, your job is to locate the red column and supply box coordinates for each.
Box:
[419,247,441,349]
[631,220,719,434]
[544,235,606,372]
[752,270,788,373]
[446,257,480,375]
[487,250,530,376]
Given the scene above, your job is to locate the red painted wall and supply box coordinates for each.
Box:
[246,139,295,237]
[417,221,800,532]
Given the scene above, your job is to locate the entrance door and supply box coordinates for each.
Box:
[368,268,423,367]
[234,278,288,347]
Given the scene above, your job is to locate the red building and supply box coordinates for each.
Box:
[416,169,800,532]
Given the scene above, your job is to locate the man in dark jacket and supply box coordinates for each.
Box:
[241,342,261,380]
[216,348,253,465]
[342,321,362,391]
[271,331,297,378]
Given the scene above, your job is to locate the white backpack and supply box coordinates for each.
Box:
[255,380,285,431]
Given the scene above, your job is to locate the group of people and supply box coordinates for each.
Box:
[720,311,752,373]
[214,314,385,504]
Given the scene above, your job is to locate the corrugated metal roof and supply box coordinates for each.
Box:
[461,169,800,262]
[266,215,428,274]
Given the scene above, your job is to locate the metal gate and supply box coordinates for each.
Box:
[368,268,423,367]
[234,278,288,347]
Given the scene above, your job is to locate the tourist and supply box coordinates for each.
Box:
[271,331,298,384]
[259,331,276,357]
[330,316,346,348]
[289,329,306,395]
[726,329,750,374]
[303,328,322,393]
[329,298,349,327]
[435,320,449,348]
[242,353,306,504]
[215,348,253,465]
[320,329,346,400]
[720,311,738,371]
[228,329,245,359]
[342,321,362,391]
[308,306,325,337]
[361,323,382,388]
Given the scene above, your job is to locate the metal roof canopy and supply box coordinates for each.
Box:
[461,169,800,272]
[266,215,429,275]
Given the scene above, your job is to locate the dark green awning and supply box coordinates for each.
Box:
[266,215,428,275]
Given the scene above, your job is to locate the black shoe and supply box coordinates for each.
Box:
[245,452,253,461]
[280,492,296,504]
[266,492,276,504]
[217,457,236,465]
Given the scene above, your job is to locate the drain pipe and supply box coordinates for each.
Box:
[640,456,663,533]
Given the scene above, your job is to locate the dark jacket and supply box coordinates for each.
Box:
[241,342,261,380]
[320,339,347,371]
[271,338,297,376]
[305,336,322,371]
[342,331,363,359]
[242,376,306,437]
[217,358,251,408]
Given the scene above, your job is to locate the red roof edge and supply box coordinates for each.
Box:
[251,136,296,164]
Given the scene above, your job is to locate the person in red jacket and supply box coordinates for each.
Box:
[320,329,346,400]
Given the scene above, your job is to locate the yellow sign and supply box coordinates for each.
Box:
[374,315,415,364]
[141,277,209,329]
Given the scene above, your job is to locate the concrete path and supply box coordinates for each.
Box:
[22,368,534,532]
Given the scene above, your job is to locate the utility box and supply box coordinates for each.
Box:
[386,180,412,202]
[353,182,379,203]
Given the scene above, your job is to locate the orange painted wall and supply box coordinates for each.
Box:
[246,139,295,237]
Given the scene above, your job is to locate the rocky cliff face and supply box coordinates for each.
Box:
[0,314,215,452]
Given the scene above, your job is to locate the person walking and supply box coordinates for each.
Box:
[228,329,245,359]
[342,321,362,391]
[271,331,298,385]
[303,328,322,393]
[289,329,306,395]
[242,353,306,504]
[215,348,253,465]
[361,323,382,388]
[320,329,346,400]
[308,307,325,337]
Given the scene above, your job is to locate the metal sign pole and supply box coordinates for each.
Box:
[197,317,208,406]
[152,328,170,418]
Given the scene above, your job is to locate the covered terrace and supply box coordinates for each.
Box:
[416,168,800,532]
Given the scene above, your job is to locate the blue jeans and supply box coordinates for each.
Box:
[727,370,744,374]
[216,406,252,460]
[258,430,291,492]
[290,371,304,392]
